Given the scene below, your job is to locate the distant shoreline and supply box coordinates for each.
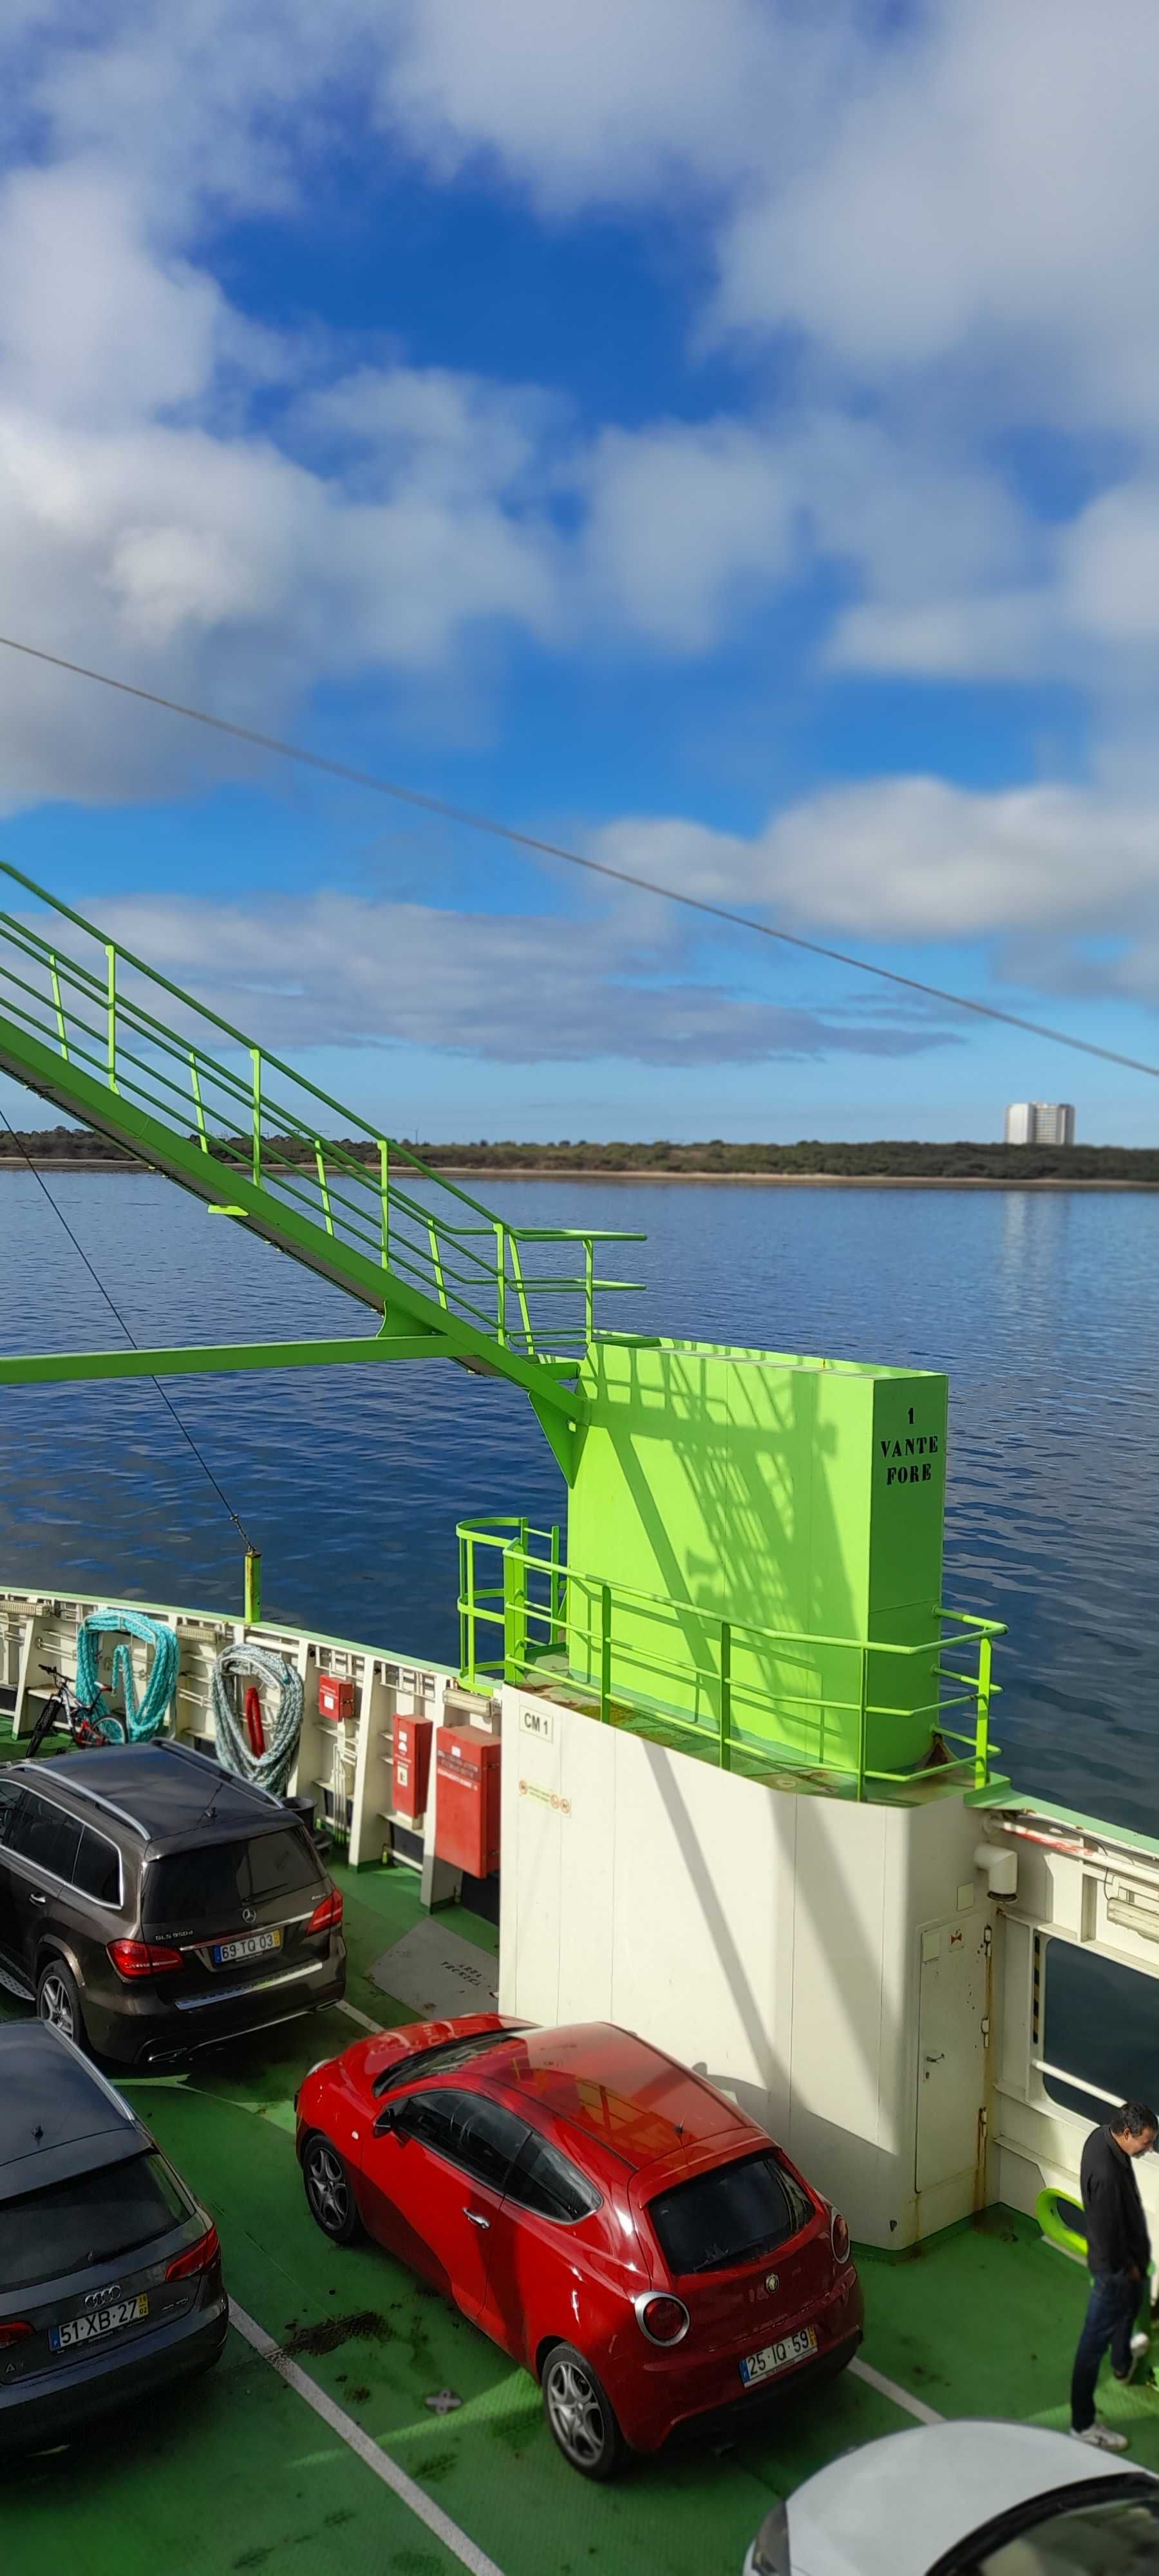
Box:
[3,1159,1158,1192]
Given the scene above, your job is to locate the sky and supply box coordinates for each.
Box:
[1,3,1159,1142]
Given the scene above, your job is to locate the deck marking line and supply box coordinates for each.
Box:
[334,1998,383,2032]
[849,2356,943,2425]
[229,2300,507,2576]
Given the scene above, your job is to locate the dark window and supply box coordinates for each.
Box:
[394,2088,469,2156]
[1042,1938,1159,2122]
[954,2488,1159,2572]
[455,2097,529,2192]
[392,2088,525,2191]
[0,2152,191,2291]
[648,2152,813,2277]
[373,2028,523,2097]
[7,1794,82,1884]
[142,1828,320,1929]
[0,1779,24,1844]
[72,1826,122,1906]
[506,2130,601,2222]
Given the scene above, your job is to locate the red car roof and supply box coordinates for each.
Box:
[341,2014,763,2175]
[482,2022,759,2172]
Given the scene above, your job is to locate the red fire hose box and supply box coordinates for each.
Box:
[393,1714,433,1821]
[318,1674,356,1722]
[433,1727,501,1877]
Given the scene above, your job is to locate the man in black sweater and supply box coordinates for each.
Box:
[1070,2099,1158,2448]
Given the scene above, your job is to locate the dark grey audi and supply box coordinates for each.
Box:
[0,1740,346,2065]
[0,2020,227,2446]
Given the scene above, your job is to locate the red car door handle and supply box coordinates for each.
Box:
[463,2210,490,2229]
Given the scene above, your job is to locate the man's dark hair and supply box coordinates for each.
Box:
[1113,2102,1159,2138]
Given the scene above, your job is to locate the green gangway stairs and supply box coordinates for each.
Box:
[0,861,644,1446]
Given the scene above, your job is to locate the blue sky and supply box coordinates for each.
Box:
[1,2,1159,1142]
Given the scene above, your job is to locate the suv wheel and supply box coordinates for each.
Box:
[541,2342,627,2479]
[302,2133,363,2244]
[37,1959,86,2049]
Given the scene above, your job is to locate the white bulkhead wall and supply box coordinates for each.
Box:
[500,1687,998,2249]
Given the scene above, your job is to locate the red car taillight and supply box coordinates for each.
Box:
[0,2320,32,2349]
[634,2293,690,2346]
[165,2224,220,2283]
[306,1888,343,1936]
[830,2209,851,2265]
[108,1938,184,1978]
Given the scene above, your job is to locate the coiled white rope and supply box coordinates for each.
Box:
[210,1644,303,1800]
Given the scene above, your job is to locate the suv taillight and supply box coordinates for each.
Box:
[830,2209,851,2265]
[634,2293,690,2346]
[306,1888,343,1936]
[0,2320,32,2349]
[165,2224,220,2282]
[108,1938,184,1978]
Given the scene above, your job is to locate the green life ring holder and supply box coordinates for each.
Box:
[1035,2186,1088,2264]
[1037,2184,1156,2295]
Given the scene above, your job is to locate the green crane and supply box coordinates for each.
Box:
[0,860,644,1480]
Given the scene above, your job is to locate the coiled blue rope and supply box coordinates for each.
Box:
[211,1645,303,1801]
[76,1609,179,1743]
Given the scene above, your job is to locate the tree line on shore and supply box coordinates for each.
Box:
[4,1124,1158,1182]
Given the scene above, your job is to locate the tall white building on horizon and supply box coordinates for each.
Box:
[1004,1101,1076,1146]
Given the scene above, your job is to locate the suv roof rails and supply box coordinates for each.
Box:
[12,1765,149,1841]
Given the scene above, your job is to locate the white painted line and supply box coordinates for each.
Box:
[849,2355,943,2425]
[334,1998,382,2032]
[229,2300,507,2576]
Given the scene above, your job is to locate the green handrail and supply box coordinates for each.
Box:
[457,1518,1006,1799]
[0,862,647,1372]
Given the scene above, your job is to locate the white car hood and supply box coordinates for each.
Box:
[788,2420,1137,2576]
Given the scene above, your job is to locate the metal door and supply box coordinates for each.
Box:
[916,1917,988,2192]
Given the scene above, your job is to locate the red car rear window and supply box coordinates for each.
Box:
[647,2152,813,2276]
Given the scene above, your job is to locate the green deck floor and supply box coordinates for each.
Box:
[5,1762,1159,2575]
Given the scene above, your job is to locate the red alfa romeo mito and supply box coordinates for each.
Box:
[296,2014,862,2477]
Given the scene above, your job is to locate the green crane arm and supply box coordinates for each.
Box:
[0,860,645,1434]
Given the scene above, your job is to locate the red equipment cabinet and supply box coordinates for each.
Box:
[318,1674,356,1723]
[393,1714,433,1821]
[433,1728,501,1877]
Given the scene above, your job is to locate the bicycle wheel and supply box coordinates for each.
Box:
[27,1697,64,1756]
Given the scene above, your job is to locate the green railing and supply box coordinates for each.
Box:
[0,862,645,1361]
[457,1517,1005,1799]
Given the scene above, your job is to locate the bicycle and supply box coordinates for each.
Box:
[26,1661,118,1757]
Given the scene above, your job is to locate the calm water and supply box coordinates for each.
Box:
[1,1173,1156,1833]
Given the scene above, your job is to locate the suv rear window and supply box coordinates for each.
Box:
[0,2152,189,2290]
[648,2151,813,2277]
[142,1828,319,1928]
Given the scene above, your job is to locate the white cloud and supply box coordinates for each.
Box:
[0,164,232,426]
[594,777,1159,952]
[711,1,1159,430]
[580,419,800,649]
[0,0,1157,855]
[382,0,809,214]
[75,886,956,1066]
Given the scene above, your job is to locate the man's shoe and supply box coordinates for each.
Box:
[1132,2331,1151,2356]
[1072,2421,1129,2450]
